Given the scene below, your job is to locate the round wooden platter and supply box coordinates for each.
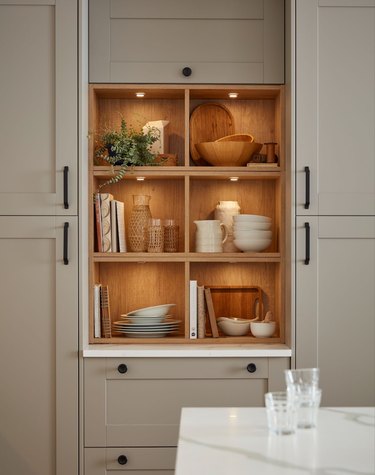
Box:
[189,103,234,165]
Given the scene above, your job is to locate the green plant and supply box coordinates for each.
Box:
[95,119,161,190]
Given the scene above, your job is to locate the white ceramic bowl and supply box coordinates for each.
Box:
[233,222,272,231]
[250,321,276,338]
[233,214,271,223]
[217,317,250,336]
[233,230,272,239]
[234,238,272,252]
[127,303,176,317]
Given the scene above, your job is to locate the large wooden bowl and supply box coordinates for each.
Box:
[195,141,262,166]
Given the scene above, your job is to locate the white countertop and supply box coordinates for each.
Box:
[175,407,375,475]
[82,343,292,358]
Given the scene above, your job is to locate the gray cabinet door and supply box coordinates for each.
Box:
[296,0,375,215]
[0,0,77,215]
[0,217,79,475]
[84,357,289,448]
[89,0,284,84]
[296,216,375,406]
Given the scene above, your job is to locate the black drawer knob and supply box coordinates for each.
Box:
[247,363,257,373]
[117,364,128,374]
[182,67,192,77]
[117,455,128,465]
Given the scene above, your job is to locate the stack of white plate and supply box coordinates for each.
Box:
[113,304,180,338]
[233,215,272,252]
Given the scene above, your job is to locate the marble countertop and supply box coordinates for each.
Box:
[82,343,292,358]
[175,407,375,475]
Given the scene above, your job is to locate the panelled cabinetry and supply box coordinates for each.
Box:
[0,1,79,474]
[89,0,284,84]
[84,357,289,472]
[295,0,375,405]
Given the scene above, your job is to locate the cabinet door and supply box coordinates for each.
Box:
[0,0,77,215]
[0,217,78,475]
[296,0,375,215]
[296,216,375,406]
[85,358,275,447]
[89,0,284,84]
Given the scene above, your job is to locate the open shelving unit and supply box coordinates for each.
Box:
[88,84,289,345]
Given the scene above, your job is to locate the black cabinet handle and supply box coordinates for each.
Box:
[117,363,128,374]
[63,166,69,209]
[247,363,257,373]
[304,166,310,209]
[304,222,310,265]
[63,222,69,265]
[117,455,128,465]
[182,67,192,77]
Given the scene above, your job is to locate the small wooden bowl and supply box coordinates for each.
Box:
[195,141,262,166]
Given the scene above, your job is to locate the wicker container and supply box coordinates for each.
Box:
[148,218,164,253]
[163,219,179,252]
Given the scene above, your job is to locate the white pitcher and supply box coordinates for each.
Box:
[214,201,241,252]
[194,220,228,252]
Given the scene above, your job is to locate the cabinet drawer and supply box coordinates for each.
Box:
[84,357,272,447]
[89,0,284,84]
[85,447,175,474]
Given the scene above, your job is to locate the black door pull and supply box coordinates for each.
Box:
[64,166,69,209]
[64,222,69,265]
[304,222,310,265]
[304,166,310,209]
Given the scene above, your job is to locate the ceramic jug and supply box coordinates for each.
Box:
[214,200,241,252]
[194,220,228,253]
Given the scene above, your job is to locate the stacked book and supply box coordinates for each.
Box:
[189,281,219,339]
[94,192,126,252]
[93,284,112,338]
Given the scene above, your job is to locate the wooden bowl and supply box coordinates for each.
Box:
[195,141,262,166]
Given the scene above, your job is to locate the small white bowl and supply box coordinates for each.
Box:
[233,230,272,239]
[217,317,250,336]
[250,321,276,338]
[234,238,272,252]
[233,214,272,223]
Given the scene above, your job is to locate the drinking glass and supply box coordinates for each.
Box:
[265,391,297,435]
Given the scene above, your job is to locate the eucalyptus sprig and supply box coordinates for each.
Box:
[95,119,161,190]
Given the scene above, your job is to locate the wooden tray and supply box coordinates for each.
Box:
[189,103,234,165]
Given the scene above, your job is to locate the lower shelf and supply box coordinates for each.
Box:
[90,335,282,344]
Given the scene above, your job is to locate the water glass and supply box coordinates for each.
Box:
[285,368,320,388]
[265,391,297,435]
[294,387,322,429]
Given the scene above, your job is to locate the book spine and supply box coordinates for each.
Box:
[204,287,219,338]
[100,193,113,253]
[110,200,118,252]
[94,193,103,252]
[189,280,198,339]
[197,285,206,339]
[116,200,127,252]
[94,283,101,338]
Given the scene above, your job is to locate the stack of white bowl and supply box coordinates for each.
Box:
[233,214,272,252]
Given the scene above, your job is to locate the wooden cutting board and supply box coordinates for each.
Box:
[190,103,234,164]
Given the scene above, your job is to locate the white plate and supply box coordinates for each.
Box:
[126,303,176,317]
[113,324,180,331]
[120,314,172,324]
[113,319,181,327]
[113,328,179,338]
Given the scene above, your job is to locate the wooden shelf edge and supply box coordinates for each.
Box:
[92,252,281,263]
[89,336,283,345]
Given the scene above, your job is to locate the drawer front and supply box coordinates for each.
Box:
[85,357,269,447]
[89,0,284,84]
[85,447,176,474]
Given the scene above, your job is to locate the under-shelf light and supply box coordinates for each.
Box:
[228,92,238,99]
[229,176,239,182]
[136,176,145,181]
[135,92,145,98]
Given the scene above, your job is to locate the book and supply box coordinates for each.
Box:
[204,288,219,338]
[116,200,127,252]
[100,285,112,338]
[94,193,103,253]
[110,200,118,252]
[94,283,101,338]
[197,285,206,339]
[100,193,113,252]
[189,280,198,339]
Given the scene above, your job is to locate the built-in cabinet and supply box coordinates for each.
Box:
[89,0,285,84]
[295,0,375,406]
[0,2,79,474]
[84,357,289,473]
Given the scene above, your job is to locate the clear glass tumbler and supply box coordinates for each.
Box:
[265,391,297,435]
